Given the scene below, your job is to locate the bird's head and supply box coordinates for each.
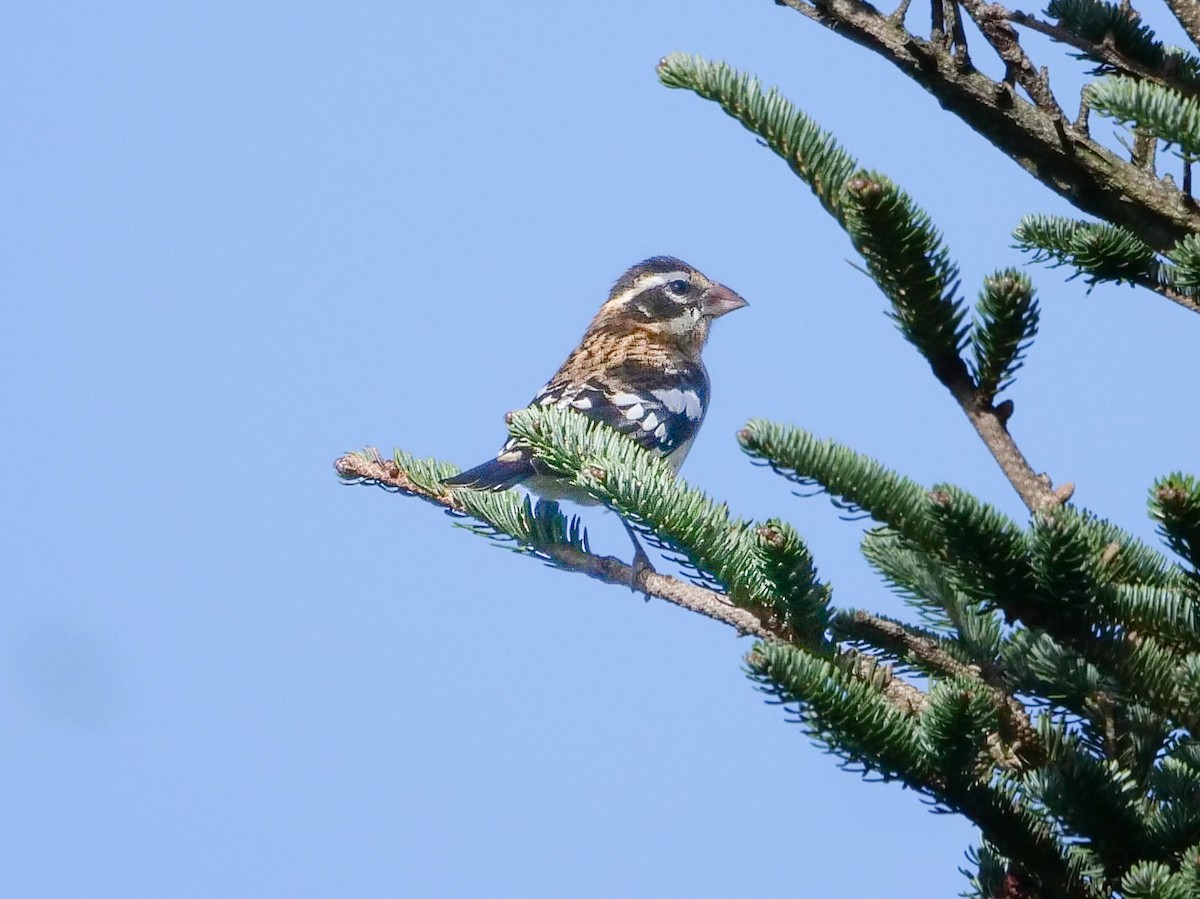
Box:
[591,256,748,352]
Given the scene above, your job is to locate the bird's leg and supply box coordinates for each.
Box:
[620,517,656,595]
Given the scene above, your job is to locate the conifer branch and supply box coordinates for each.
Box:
[835,608,983,680]
[945,380,1061,512]
[1087,76,1200,157]
[1150,473,1200,574]
[332,448,930,714]
[770,0,1200,253]
[1165,0,1200,52]
[1009,4,1200,95]
[334,449,776,638]
[959,0,1061,114]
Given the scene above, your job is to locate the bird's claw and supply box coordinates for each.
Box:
[622,518,656,599]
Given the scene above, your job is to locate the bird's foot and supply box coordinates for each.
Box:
[621,518,656,599]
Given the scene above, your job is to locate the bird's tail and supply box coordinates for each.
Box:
[442,456,531,491]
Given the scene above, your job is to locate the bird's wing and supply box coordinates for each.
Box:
[445,362,709,491]
[526,360,710,464]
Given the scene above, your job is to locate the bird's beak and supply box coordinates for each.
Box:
[700,282,749,319]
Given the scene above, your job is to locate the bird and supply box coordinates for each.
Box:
[443,255,748,573]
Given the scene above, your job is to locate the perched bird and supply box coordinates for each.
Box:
[443,256,747,570]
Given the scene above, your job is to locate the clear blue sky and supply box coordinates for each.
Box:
[5,3,1198,897]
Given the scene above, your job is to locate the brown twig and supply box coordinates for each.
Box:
[334,450,932,714]
[1009,10,1200,98]
[960,0,1062,115]
[944,376,1061,511]
[1165,0,1200,53]
[838,610,1042,768]
[1121,271,1200,315]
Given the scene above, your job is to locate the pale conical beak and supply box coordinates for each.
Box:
[700,282,749,318]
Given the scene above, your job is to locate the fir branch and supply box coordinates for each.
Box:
[1109,584,1200,652]
[333,444,929,714]
[769,0,1200,253]
[958,0,1061,113]
[506,405,829,631]
[1151,473,1200,573]
[662,55,1062,509]
[950,773,1104,899]
[927,486,1041,621]
[833,607,983,680]
[1014,214,1200,314]
[1015,0,1200,92]
[1013,214,1159,286]
[748,640,932,771]
[656,53,858,223]
[921,677,1005,779]
[738,420,935,540]
[1029,722,1160,876]
[752,518,832,645]
[971,268,1040,400]
[1164,232,1200,293]
[842,173,972,387]
[334,449,778,639]
[861,529,1005,664]
[1088,75,1200,158]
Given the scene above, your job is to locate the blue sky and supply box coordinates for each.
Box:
[5,3,1198,897]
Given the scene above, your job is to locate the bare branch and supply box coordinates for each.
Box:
[944,374,1062,511]
[1009,10,1200,97]
[1164,0,1200,55]
[775,0,1200,253]
[1116,270,1200,315]
[960,0,1062,115]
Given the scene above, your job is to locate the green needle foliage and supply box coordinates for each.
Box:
[1046,0,1200,86]
[842,174,972,386]
[1013,215,1159,286]
[1150,473,1200,574]
[1088,76,1200,158]
[657,53,858,223]
[351,8,1200,897]
[971,270,1040,400]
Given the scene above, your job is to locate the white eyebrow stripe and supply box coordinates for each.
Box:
[605,272,694,308]
[636,272,692,290]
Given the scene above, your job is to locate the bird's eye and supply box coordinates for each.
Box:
[666,279,690,296]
